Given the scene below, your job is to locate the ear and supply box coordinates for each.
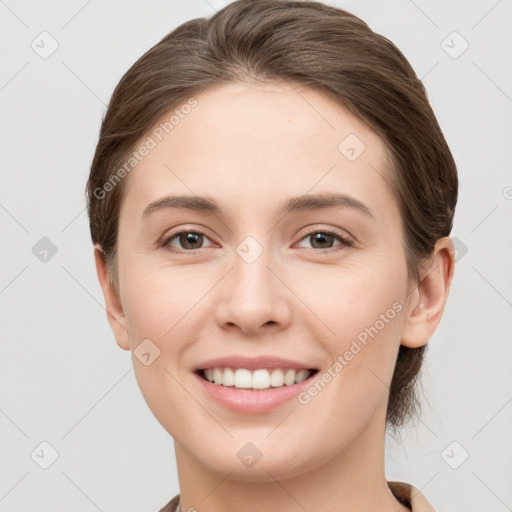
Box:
[401,237,456,348]
[93,244,130,351]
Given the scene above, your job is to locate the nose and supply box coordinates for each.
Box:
[214,243,292,335]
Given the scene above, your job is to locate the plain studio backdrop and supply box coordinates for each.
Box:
[1,1,511,511]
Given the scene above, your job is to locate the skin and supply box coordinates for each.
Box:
[94,81,455,511]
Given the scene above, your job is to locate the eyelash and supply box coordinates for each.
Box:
[160,228,354,254]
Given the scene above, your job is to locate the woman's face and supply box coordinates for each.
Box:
[110,81,416,479]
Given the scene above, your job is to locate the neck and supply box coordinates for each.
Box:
[173,407,409,512]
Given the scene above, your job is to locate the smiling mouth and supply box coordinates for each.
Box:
[195,367,319,390]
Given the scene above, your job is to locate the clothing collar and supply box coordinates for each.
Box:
[166,481,436,512]
[388,481,436,511]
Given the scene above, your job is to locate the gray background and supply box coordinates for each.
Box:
[1,0,511,510]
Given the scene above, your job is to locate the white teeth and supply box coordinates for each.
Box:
[252,369,270,389]
[202,367,313,389]
[234,368,252,388]
[283,369,295,386]
[295,369,310,383]
[222,367,235,386]
[213,367,223,385]
[270,369,284,387]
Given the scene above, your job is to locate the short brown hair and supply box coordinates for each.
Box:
[86,0,458,431]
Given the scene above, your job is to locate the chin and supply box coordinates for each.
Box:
[193,442,322,483]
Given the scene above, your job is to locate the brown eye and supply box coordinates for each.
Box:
[178,232,203,250]
[163,230,214,252]
[309,232,336,249]
[295,229,353,251]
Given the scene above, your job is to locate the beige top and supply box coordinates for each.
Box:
[158,481,435,511]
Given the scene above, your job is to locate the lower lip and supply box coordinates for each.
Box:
[193,371,318,413]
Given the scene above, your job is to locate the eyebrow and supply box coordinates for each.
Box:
[141,192,375,221]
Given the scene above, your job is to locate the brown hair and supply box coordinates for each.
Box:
[86,0,458,432]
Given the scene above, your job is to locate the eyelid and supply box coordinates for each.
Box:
[159,225,217,252]
[297,224,354,242]
[293,226,354,250]
[160,225,355,253]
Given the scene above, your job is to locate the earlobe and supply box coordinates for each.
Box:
[401,237,456,349]
[93,244,131,351]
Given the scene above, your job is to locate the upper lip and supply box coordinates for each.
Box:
[194,355,317,371]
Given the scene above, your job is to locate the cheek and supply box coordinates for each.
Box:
[300,260,404,336]
[297,257,406,387]
[118,261,202,433]
[292,265,405,428]
[119,253,216,354]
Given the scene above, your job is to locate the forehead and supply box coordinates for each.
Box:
[120,80,395,221]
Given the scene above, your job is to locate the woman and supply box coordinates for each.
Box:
[86,1,457,510]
